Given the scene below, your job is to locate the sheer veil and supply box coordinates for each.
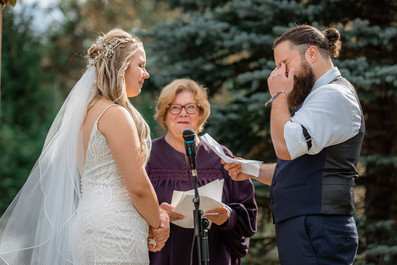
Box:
[0,67,96,265]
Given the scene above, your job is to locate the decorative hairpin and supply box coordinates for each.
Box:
[88,39,123,67]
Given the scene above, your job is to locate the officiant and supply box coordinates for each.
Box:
[145,78,258,265]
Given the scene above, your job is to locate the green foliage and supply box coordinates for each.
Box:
[361,154,397,169]
[1,0,396,264]
[206,92,275,160]
[130,91,164,138]
[146,0,397,162]
[355,219,397,265]
[0,0,179,215]
[146,0,397,264]
[0,6,62,213]
[0,0,17,7]
[163,0,229,11]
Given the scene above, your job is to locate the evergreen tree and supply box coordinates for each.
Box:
[43,0,177,95]
[43,0,176,131]
[0,0,173,212]
[146,0,397,263]
[0,5,62,212]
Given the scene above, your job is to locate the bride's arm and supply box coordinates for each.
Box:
[99,105,160,228]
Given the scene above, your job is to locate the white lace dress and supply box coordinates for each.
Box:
[71,105,149,265]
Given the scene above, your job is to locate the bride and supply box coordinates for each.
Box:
[0,28,169,265]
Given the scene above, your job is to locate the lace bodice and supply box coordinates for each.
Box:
[71,105,149,265]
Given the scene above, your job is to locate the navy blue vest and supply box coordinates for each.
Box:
[270,77,365,223]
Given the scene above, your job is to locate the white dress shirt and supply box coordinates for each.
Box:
[284,67,362,160]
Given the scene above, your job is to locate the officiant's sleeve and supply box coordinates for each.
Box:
[217,146,258,259]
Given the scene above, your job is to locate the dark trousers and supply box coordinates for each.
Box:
[275,215,358,265]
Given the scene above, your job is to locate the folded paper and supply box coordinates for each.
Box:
[201,133,262,177]
[171,179,225,228]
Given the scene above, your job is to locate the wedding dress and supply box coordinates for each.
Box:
[71,104,150,265]
[0,68,150,265]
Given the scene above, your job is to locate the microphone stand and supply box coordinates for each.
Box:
[183,128,209,265]
[191,168,209,265]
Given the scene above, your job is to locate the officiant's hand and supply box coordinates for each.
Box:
[203,207,230,226]
[222,159,252,181]
[160,202,184,222]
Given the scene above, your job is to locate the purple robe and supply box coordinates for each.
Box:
[146,136,258,265]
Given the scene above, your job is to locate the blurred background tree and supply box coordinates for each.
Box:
[145,0,397,263]
[0,4,63,214]
[1,0,397,264]
[0,0,176,232]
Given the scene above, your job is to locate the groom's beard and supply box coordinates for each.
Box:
[288,61,316,109]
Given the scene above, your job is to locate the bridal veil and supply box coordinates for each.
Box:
[0,67,96,264]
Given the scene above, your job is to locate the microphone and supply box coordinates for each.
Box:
[182,128,197,173]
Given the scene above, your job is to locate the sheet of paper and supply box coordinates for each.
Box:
[170,179,225,229]
[201,133,262,177]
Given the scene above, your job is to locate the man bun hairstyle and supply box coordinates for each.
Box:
[323,28,341,58]
[274,25,342,59]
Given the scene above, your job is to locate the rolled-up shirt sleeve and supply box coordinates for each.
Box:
[284,83,362,160]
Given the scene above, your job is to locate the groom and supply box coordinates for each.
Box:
[223,24,365,265]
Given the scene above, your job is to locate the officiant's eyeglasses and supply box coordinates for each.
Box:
[167,103,200,115]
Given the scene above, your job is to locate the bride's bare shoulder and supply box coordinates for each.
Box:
[97,100,127,120]
[87,99,120,118]
[92,99,132,134]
